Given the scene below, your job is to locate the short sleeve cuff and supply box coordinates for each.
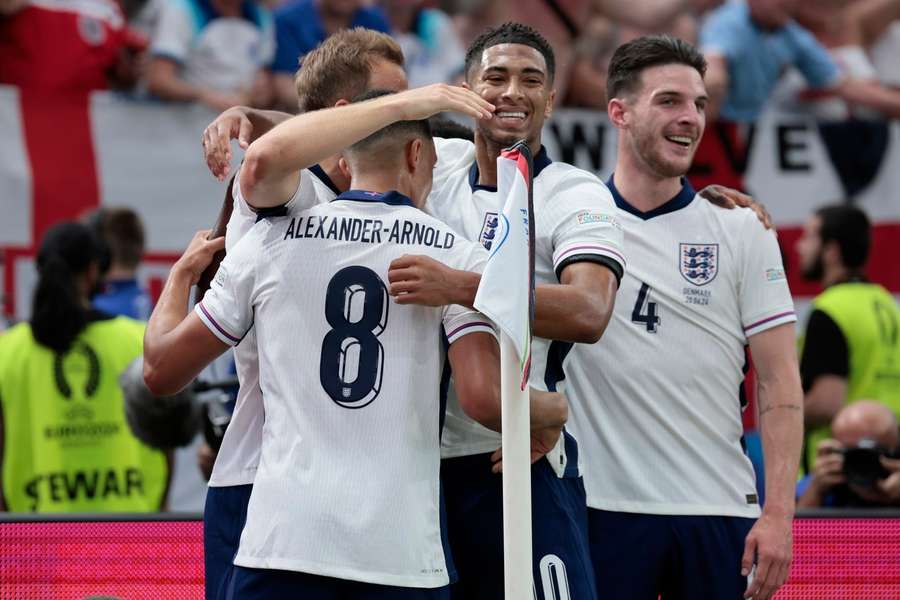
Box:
[195,301,243,346]
[445,313,496,344]
[554,243,626,282]
[743,309,797,337]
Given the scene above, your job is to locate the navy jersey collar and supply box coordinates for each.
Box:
[607,175,695,220]
[468,145,552,192]
[195,0,262,26]
[308,163,342,196]
[335,189,415,208]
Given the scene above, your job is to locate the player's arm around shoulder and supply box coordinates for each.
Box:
[143,231,235,396]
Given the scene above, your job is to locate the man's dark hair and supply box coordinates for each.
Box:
[428,115,474,142]
[90,207,145,270]
[816,204,871,269]
[606,35,707,101]
[345,90,432,157]
[464,22,555,84]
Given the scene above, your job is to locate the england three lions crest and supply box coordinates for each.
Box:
[479,212,500,251]
[680,243,718,286]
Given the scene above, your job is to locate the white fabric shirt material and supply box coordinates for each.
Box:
[207,166,336,487]
[565,189,795,518]
[197,195,490,586]
[426,141,626,462]
[150,0,275,93]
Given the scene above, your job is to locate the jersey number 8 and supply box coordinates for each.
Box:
[319,266,389,409]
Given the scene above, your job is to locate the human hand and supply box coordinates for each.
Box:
[809,439,846,493]
[490,424,563,474]
[742,512,793,600]
[196,441,217,481]
[173,230,226,286]
[876,455,900,503]
[391,83,495,121]
[202,106,254,181]
[388,255,473,307]
[698,184,773,230]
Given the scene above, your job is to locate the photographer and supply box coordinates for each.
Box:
[797,400,900,508]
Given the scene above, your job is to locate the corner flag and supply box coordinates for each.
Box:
[473,141,536,598]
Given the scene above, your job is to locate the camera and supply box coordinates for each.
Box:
[841,439,895,488]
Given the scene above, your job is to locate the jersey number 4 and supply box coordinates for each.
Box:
[631,283,660,333]
[319,266,389,409]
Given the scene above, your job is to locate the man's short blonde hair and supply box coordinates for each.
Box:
[294,28,404,113]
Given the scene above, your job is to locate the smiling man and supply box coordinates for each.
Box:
[387,24,624,600]
[563,36,803,600]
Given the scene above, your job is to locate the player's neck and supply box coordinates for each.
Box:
[104,265,137,281]
[473,132,541,188]
[822,264,854,288]
[320,155,350,193]
[350,174,414,204]
[613,151,684,212]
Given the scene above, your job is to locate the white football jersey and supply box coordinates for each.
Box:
[209,143,475,486]
[197,191,491,586]
[426,142,627,462]
[208,165,339,487]
[565,180,796,518]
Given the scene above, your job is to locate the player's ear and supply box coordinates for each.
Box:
[338,155,352,180]
[608,97,628,128]
[333,98,350,108]
[544,88,556,119]
[407,138,422,173]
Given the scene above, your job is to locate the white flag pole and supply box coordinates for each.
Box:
[501,330,534,598]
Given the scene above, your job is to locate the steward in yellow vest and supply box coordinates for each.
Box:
[796,205,900,471]
[0,222,168,512]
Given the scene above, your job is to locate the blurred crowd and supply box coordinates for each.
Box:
[2,0,899,117]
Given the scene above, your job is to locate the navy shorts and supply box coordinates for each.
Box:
[224,566,451,599]
[204,484,252,600]
[588,509,755,600]
[442,433,596,600]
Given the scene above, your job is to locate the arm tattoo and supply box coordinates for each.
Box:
[758,403,803,418]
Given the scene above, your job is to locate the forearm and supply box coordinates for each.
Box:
[533,282,612,344]
[241,94,408,196]
[837,79,900,119]
[758,374,804,517]
[470,388,567,433]
[803,375,846,429]
[144,267,194,385]
[245,108,292,143]
[147,70,206,103]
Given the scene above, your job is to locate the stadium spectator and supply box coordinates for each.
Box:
[381,0,466,86]
[797,400,900,507]
[0,222,169,513]
[565,36,802,600]
[700,0,900,121]
[271,0,391,110]
[453,0,720,106]
[796,204,900,472]
[87,208,152,321]
[0,0,144,92]
[145,0,275,111]
[783,0,900,120]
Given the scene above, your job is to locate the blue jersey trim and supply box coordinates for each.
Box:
[607,175,695,220]
[543,340,573,393]
[334,189,415,208]
[308,163,341,196]
[468,145,552,192]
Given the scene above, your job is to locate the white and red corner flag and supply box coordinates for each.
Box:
[473,141,535,388]
[473,141,536,598]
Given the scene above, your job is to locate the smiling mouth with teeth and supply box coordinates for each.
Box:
[496,112,527,119]
[666,135,693,147]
